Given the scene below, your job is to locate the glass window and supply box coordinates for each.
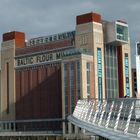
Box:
[86,62,90,96]
[105,45,118,99]
[116,24,128,42]
[134,72,136,77]
[70,62,74,70]
[49,36,53,41]
[65,106,68,116]
[76,61,81,100]
[97,48,103,100]
[137,43,140,55]
[86,62,90,70]
[125,53,130,96]
[70,62,75,114]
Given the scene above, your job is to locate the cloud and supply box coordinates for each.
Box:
[0,0,139,67]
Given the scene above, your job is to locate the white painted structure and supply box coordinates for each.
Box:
[68,99,140,140]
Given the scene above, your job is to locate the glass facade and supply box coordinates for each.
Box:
[76,61,81,100]
[125,53,130,96]
[64,61,81,116]
[116,24,128,42]
[137,43,140,55]
[105,45,118,99]
[97,48,103,100]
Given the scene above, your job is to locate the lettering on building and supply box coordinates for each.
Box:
[16,48,82,67]
[27,31,75,47]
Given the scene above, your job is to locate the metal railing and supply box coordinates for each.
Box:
[0,118,63,134]
[71,98,140,138]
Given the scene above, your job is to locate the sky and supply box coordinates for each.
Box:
[0,0,139,67]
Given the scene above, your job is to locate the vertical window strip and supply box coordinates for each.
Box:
[97,48,103,101]
[6,62,9,114]
[105,45,119,99]
[125,53,130,96]
[86,62,90,97]
[76,61,80,100]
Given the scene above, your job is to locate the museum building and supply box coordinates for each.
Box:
[0,12,132,134]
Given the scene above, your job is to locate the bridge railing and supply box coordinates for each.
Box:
[72,98,140,137]
[0,118,63,134]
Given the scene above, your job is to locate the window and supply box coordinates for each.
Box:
[80,34,88,45]
[125,53,130,96]
[86,62,90,97]
[137,43,140,55]
[134,72,136,77]
[105,45,118,99]
[116,24,128,42]
[97,48,103,100]
[76,61,81,100]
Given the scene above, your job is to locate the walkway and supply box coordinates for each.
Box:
[68,99,140,140]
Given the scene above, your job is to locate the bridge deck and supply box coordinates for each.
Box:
[68,99,140,140]
[0,131,62,137]
[68,115,139,140]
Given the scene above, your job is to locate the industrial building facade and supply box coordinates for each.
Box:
[0,12,132,134]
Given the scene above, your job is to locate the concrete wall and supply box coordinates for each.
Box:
[76,21,105,99]
[1,40,16,120]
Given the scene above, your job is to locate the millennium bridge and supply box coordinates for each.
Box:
[0,98,139,139]
[68,98,140,140]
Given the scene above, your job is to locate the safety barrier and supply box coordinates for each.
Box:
[68,98,140,140]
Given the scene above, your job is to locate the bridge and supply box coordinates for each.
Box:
[68,98,140,140]
[0,118,63,140]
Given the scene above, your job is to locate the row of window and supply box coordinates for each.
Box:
[105,45,118,99]
[64,61,81,116]
[64,45,129,101]
[106,68,118,79]
[116,24,128,42]
[106,90,118,99]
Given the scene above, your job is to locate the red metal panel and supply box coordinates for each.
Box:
[3,31,25,48]
[76,12,101,25]
[40,67,47,118]
[31,69,39,119]
[23,69,32,119]
[15,70,21,119]
[16,64,62,121]
[117,46,124,98]
[56,65,62,117]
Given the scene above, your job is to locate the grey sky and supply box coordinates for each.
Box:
[0,0,139,67]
